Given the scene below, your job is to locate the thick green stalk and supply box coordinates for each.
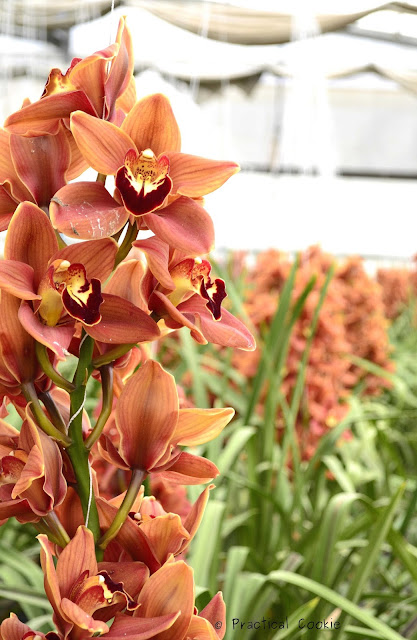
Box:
[114,222,138,268]
[35,342,75,392]
[42,512,70,547]
[98,469,144,550]
[21,382,71,446]
[39,391,67,434]
[66,334,101,542]
[85,365,114,450]
[92,343,135,368]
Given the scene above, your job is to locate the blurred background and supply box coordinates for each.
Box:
[1,0,417,265]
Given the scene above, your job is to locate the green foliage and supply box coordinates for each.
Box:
[169,260,417,640]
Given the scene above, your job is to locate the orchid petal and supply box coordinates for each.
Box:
[133,237,174,291]
[106,612,180,640]
[0,260,39,300]
[5,202,58,289]
[156,451,219,485]
[121,93,181,155]
[64,126,90,181]
[0,129,32,202]
[51,237,118,282]
[69,44,118,117]
[116,360,178,471]
[10,127,70,207]
[200,593,226,639]
[11,444,43,500]
[187,615,219,640]
[134,561,194,640]
[84,294,160,344]
[38,534,65,623]
[0,496,33,521]
[182,485,213,552]
[174,408,234,446]
[4,91,97,136]
[97,497,160,573]
[105,259,148,311]
[57,526,98,599]
[168,152,239,197]
[18,301,74,360]
[70,111,134,174]
[105,18,134,119]
[98,435,130,471]
[139,513,190,564]
[178,295,256,351]
[145,196,214,255]
[98,561,149,602]
[116,74,137,115]
[0,293,36,383]
[60,598,109,635]
[149,291,208,345]
[23,412,67,509]
[50,181,128,240]
[0,187,17,231]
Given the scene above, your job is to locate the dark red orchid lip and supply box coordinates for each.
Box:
[60,264,103,326]
[116,149,173,216]
[200,277,227,321]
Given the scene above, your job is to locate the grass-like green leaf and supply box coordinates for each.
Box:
[268,571,405,640]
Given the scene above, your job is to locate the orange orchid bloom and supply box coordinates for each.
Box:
[105,562,225,640]
[97,484,213,571]
[129,237,256,350]
[98,360,234,482]
[4,17,135,137]
[0,410,66,524]
[49,93,237,253]
[38,525,148,639]
[0,202,160,359]
[106,561,194,640]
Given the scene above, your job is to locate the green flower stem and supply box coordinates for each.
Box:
[66,333,101,543]
[92,343,136,368]
[114,222,138,268]
[38,392,67,434]
[96,173,107,184]
[33,520,62,546]
[21,382,71,446]
[85,365,114,451]
[54,229,67,249]
[98,469,145,550]
[42,512,70,547]
[35,342,75,393]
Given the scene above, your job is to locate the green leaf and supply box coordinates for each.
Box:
[217,427,256,476]
[271,597,320,639]
[268,571,404,640]
[334,483,406,638]
[188,500,225,592]
[312,492,362,586]
[223,546,249,608]
[0,587,52,609]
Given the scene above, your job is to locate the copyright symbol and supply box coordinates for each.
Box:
[215,621,222,629]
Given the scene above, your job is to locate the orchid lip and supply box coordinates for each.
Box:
[116,148,173,216]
